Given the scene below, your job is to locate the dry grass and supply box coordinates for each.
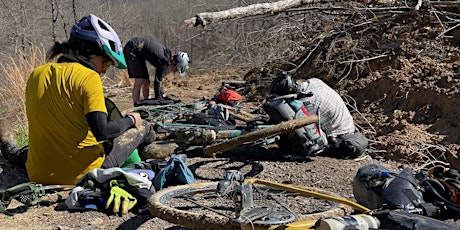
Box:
[108,69,132,88]
[0,46,128,145]
[0,45,46,141]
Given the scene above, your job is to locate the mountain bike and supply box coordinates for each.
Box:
[129,100,319,157]
[148,170,372,230]
[130,102,204,123]
[130,100,257,123]
[151,116,318,158]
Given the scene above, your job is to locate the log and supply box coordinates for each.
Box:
[203,115,318,156]
[184,0,340,27]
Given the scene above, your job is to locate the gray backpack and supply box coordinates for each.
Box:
[262,95,327,157]
[353,164,427,213]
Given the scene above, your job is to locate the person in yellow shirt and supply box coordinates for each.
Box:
[0,14,156,185]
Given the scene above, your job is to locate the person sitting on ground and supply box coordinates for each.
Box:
[123,37,190,106]
[0,14,156,185]
[267,72,368,159]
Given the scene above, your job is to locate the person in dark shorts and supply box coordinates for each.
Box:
[123,37,190,106]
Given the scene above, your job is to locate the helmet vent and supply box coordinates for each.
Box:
[108,40,116,52]
[97,20,109,31]
[81,22,94,31]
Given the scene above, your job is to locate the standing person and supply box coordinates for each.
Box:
[123,37,190,106]
[0,14,156,185]
[267,72,368,159]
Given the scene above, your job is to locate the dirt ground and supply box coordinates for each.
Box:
[0,64,459,229]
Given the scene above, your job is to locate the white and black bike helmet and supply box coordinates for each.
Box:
[269,72,297,96]
[71,14,126,69]
[173,51,190,78]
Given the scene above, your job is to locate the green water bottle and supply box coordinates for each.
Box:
[121,149,141,167]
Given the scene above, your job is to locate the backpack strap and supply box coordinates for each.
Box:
[1,182,74,215]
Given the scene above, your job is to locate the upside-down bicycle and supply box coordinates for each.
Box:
[148,170,373,230]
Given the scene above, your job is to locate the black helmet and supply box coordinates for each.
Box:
[269,72,296,96]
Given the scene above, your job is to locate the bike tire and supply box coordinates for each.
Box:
[203,115,318,157]
[130,103,199,122]
[148,181,350,230]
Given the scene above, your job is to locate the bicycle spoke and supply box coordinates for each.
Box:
[149,181,350,230]
[183,196,236,219]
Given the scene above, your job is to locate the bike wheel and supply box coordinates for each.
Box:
[148,181,351,230]
[130,103,200,122]
[203,116,318,157]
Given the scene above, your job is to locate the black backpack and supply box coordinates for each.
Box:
[353,164,425,212]
[262,94,327,157]
[353,164,460,220]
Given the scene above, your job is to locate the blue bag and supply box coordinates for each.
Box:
[153,154,195,190]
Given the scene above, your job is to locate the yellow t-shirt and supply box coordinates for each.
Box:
[25,62,107,185]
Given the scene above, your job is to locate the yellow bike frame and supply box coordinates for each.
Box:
[239,178,372,230]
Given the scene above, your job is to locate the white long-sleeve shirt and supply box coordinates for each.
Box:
[298,78,355,136]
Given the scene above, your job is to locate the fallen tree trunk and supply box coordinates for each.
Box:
[203,115,318,157]
[184,0,342,27]
[184,0,460,27]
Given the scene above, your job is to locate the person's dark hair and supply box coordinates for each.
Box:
[46,41,70,61]
[46,36,107,62]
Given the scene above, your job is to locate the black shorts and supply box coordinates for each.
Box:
[123,42,149,80]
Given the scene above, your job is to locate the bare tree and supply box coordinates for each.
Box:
[49,0,58,42]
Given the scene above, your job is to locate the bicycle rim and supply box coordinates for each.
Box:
[148,181,350,230]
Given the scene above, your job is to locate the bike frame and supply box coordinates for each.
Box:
[218,170,372,230]
[154,121,279,146]
[149,168,373,230]
[242,178,372,230]
[155,122,272,136]
[131,103,203,122]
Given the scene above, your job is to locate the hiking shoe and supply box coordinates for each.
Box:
[140,141,179,159]
[161,95,181,103]
[134,101,142,107]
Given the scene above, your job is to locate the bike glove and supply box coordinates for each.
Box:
[105,180,137,215]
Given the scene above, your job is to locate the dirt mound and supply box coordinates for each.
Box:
[242,7,460,168]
